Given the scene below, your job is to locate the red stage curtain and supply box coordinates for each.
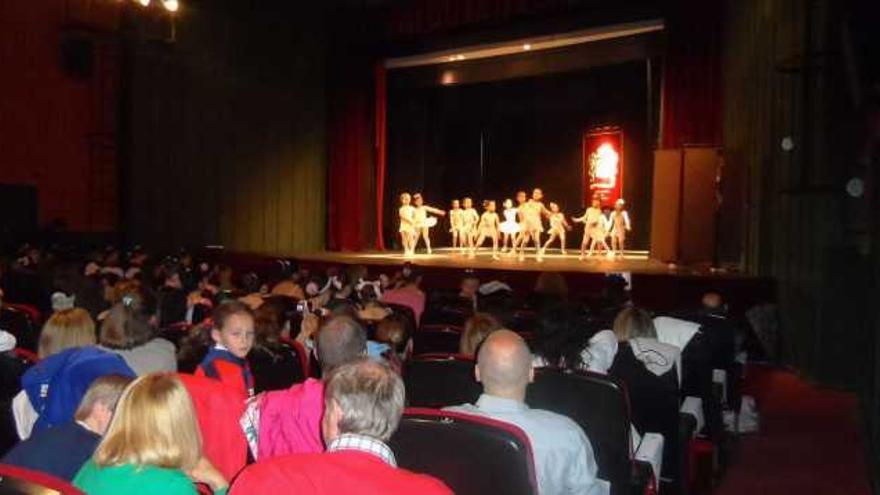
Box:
[327,63,373,252]
[374,63,387,250]
[660,0,724,148]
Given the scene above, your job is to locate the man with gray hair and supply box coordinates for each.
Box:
[447,330,609,495]
[231,358,452,494]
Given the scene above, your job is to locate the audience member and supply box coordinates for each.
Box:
[2,375,132,481]
[447,330,609,495]
[459,273,481,309]
[99,290,177,375]
[74,373,229,495]
[247,303,304,393]
[374,312,413,371]
[459,312,501,358]
[38,307,97,359]
[380,268,426,326]
[531,271,568,310]
[196,301,256,397]
[255,316,367,459]
[532,303,618,373]
[16,345,135,439]
[611,307,681,384]
[157,269,188,327]
[230,359,452,495]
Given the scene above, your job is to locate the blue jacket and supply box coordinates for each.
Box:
[22,346,135,432]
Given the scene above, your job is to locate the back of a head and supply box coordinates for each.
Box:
[375,313,412,355]
[100,290,157,350]
[460,312,502,357]
[534,303,594,369]
[317,316,367,372]
[477,330,532,398]
[38,307,97,359]
[253,303,282,346]
[74,374,134,422]
[534,272,568,299]
[324,358,404,442]
[95,373,201,470]
[613,307,656,341]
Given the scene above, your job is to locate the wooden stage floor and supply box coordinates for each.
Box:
[295,248,718,276]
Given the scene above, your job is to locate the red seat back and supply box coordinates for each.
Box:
[0,463,84,494]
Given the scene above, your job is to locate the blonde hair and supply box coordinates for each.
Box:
[94,373,202,470]
[38,308,97,359]
[459,313,502,357]
[613,307,657,342]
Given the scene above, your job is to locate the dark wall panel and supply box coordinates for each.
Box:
[126,3,327,253]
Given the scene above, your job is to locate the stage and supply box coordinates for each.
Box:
[296,248,674,275]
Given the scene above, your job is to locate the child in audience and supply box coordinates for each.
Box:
[474,200,501,260]
[541,202,572,256]
[196,301,256,398]
[398,192,416,257]
[460,197,480,257]
[448,199,464,250]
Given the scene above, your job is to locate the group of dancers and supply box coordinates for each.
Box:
[398,188,631,261]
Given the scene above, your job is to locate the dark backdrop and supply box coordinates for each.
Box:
[385,60,651,249]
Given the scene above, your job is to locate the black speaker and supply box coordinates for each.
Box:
[60,35,95,79]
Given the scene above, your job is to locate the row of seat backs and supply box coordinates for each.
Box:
[404,355,638,495]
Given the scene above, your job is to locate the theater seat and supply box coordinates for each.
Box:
[389,408,538,495]
[525,369,656,495]
[0,463,84,494]
[404,354,481,408]
[413,324,462,355]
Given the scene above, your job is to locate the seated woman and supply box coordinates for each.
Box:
[74,373,228,495]
[609,307,682,490]
[247,304,305,393]
[13,308,102,439]
[458,312,501,358]
[98,290,177,375]
[380,267,426,326]
[532,303,618,374]
[610,307,681,386]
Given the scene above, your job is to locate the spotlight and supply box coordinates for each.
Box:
[456,54,466,61]
[523,43,532,50]
[136,0,150,6]
[162,0,179,12]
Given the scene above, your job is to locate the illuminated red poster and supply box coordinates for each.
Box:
[583,128,624,207]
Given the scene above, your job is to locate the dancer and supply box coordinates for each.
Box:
[573,198,610,259]
[474,200,501,260]
[609,198,632,257]
[541,202,572,256]
[460,197,480,257]
[512,190,529,251]
[411,193,446,255]
[499,198,520,254]
[449,199,464,250]
[517,188,551,262]
[398,192,416,257]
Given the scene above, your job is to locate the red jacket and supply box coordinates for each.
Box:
[229,450,452,495]
[178,374,248,481]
